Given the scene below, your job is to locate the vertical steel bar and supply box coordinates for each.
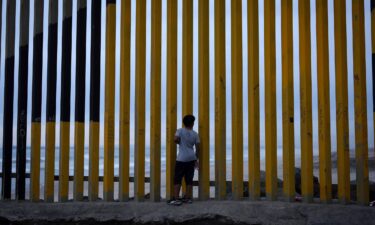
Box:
[74,0,87,201]
[281,0,295,202]
[166,0,178,200]
[371,0,375,175]
[248,0,260,201]
[181,0,194,196]
[231,0,243,201]
[44,0,58,202]
[150,0,162,202]
[30,0,44,202]
[119,0,131,202]
[198,0,210,200]
[16,0,30,201]
[88,0,101,201]
[316,0,332,203]
[182,0,193,116]
[134,0,146,202]
[334,0,350,204]
[298,0,313,203]
[371,0,375,171]
[103,0,116,202]
[214,0,226,200]
[1,0,16,200]
[59,0,72,202]
[352,0,369,205]
[372,0,375,183]
[264,0,277,201]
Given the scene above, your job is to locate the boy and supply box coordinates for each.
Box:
[167,115,200,206]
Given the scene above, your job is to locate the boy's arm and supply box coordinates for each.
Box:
[195,143,200,159]
[195,143,200,169]
[174,129,181,144]
[195,134,201,159]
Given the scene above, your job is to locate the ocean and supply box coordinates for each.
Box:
[0,146,373,182]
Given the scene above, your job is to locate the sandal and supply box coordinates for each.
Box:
[167,198,183,206]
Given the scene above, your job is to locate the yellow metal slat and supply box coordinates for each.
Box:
[119,0,131,202]
[59,0,72,203]
[198,0,210,200]
[88,121,99,201]
[334,0,350,204]
[248,0,260,201]
[59,122,70,202]
[30,0,44,204]
[74,122,85,201]
[298,0,313,203]
[372,0,375,53]
[166,0,178,200]
[44,122,55,202]
[150,0,162,202]
[181,0,194,196]
[30,123,41,202]
[215,0,226,200]
[231,0,243,201]
[352,0,369,205]
[316,0,332,203]
[103,2,116,201]
[281,0,295,202]
[134,0,146,202]
[264,0,277,201]
[372,0,375,185]
[182,0,193,116]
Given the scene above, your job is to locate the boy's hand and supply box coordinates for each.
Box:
[195,160,199,170]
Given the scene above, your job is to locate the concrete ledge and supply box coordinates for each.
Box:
[0,201,374,225]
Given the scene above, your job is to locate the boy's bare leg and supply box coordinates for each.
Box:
[185,185,193,199]
[174,184,181,199]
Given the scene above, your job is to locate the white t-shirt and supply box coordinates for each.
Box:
[175,128,200,162]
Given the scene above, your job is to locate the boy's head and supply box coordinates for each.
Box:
[183,115,195,128]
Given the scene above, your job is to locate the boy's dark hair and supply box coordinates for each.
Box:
[183,115,195,127]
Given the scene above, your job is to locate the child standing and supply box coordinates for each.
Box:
[167,115,200,206]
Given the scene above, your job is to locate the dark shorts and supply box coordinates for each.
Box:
[173,160,196,185]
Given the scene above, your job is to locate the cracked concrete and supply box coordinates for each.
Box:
[0,200,374,225]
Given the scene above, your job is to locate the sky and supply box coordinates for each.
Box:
[0,0,374,156]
